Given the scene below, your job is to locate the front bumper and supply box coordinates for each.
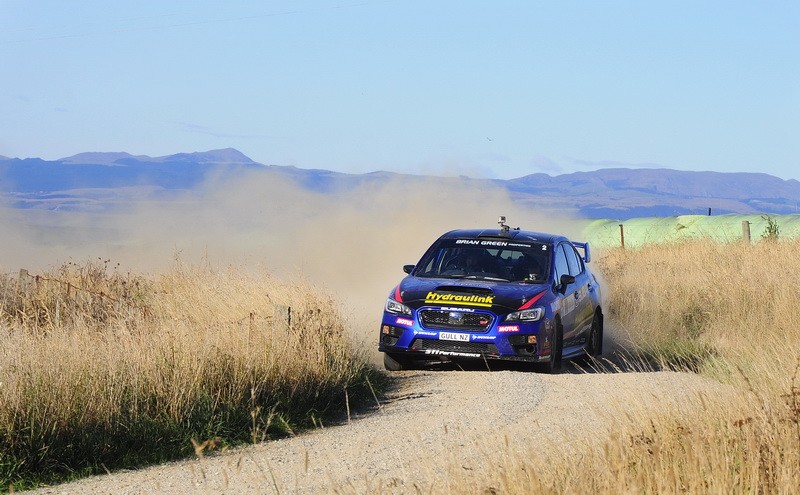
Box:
[378,315,552,363]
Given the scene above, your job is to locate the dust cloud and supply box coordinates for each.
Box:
[1,170,587,356]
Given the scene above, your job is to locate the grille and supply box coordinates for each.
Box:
[411,338,499,355]
[419,310,495,332]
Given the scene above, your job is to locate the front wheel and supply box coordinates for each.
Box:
[537,319,563,373]
[383,353,413,371]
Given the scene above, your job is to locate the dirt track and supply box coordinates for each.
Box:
[30,362,728,494]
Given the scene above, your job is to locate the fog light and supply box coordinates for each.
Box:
[527,335,537,344]
[381,325,404,338]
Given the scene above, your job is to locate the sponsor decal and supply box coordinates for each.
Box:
[415,330,438,337]
[498,325,520,333]
[395,317,414,327]
[471,335,496,341]
[424,349,481,358]
[454,239,511,247]
[518,292,546,311]
[425,291,494,308]
[439,332,470,342]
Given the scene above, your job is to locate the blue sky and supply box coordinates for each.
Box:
[1,1,798,180]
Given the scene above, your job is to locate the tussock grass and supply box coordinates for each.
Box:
[600,240,800,383]
[588,240,800,492]
[5,239,799,493]
[0,260,383,490]
[448,239,800,494]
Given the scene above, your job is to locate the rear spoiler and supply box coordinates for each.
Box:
[571,241,592,263]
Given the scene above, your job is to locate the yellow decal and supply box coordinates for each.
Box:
[425,291,494,308]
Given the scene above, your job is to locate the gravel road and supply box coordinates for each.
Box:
[29,362,728,495]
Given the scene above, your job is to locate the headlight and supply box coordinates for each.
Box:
[385,298,412,316]
[505,307,544,322]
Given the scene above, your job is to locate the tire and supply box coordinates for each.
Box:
[588,311,603,357]
[383,353,412,371]
[538,318,563,373]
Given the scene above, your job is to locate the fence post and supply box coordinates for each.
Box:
[18,269,32,297]
[619,224,625,249]
[742,220,751,243]
[275,305,292,329]
[249,311,255,343]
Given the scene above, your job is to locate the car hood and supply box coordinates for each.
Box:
[395,276,547,313]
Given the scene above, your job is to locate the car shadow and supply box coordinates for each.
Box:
[397,318,690,375]
[409,350,666,374]
[406,328,665,375]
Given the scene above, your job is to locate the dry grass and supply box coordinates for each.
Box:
[600,240,800,386]
[444,239,800,494]
[4,239,800,493]
[0,259,382,490]
[589,239,800,493]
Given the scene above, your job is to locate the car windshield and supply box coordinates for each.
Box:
[414,239,551,283]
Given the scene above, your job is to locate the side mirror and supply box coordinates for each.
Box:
[558,274,576,294]
[403,264,415,274]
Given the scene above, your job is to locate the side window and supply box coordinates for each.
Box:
[563,243,584,276]
[575,249,585,274]
[554,244,570,282]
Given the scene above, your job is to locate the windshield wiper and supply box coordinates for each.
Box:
[463,275,509,282]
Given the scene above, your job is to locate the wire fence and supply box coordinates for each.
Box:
[18,267,127,302]
[4,268,292,330]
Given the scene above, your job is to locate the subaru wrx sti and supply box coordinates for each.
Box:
[379,218,603,372]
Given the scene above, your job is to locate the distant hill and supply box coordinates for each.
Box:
[0,149,263,198]
[2,148,799,219]
[58,148,256,165]
[505,168,800,217]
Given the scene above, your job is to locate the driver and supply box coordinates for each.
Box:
[463,251,483,271]
[463,250,499,275]
[516,254,544,281]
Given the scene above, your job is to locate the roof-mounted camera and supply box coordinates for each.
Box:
[498,216,519,236]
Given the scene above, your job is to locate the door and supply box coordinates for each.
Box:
[552,243,577,342]
[561,242,594,347]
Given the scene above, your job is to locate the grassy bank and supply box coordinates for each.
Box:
[452,239,800,493]
[589,240,800,492]
[0,260,384,490]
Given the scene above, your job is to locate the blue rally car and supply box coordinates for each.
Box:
[379,217,603,372]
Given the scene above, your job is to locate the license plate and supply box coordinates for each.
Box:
[439,332,470,342]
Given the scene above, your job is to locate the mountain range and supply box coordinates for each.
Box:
[2,148,799,219]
